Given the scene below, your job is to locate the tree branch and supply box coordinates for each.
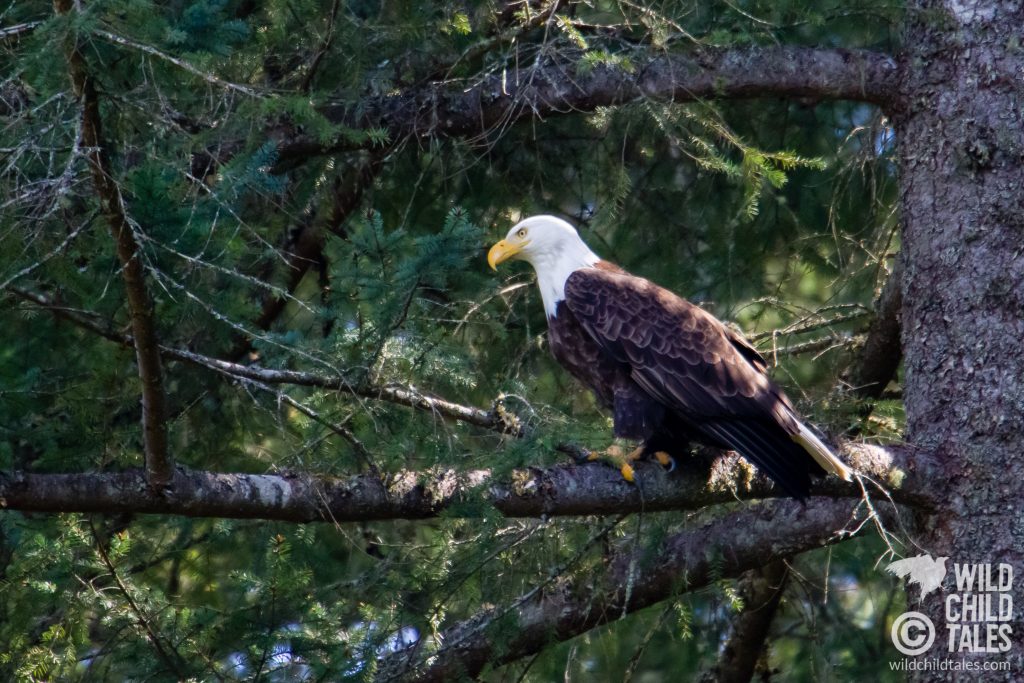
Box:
[89,521,187,678]
[0,21,42,42]
[699,559,789,683]
[378,497,897,683]
[5,286,521,435]
[229,155,383,360]
[5,286,931,529]
[92,30,261,98]
[55,0,171,488]
[275,46,898,170]
[0,442,930,522]
[846,261,903,399]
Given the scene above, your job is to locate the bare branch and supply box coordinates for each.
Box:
[5,286,522,435]
[379,498,899,683]
[55,0,172,488]
[0,442,930,522]
[0,21,42,42]
[771,332,863,360]
[0,215,93,291]
[275,46,898,170]
[173,345,524,434]
[92,30,262,98]
[748,306,871,341]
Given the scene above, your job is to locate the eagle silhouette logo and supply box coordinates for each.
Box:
[885,555,949,601]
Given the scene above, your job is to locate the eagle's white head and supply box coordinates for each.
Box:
[488,215,600,318]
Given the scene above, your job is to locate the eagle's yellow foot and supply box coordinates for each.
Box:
[653,451,677,472]
[589,442,644,483]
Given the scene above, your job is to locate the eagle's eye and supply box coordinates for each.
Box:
[517,229,527,239]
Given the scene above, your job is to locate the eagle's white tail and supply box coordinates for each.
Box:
[792,422,852,481]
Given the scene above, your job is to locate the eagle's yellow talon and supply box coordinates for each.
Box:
[654,451,673,467]
[572,442,642,481]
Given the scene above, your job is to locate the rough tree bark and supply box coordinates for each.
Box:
[895,0,1024,674]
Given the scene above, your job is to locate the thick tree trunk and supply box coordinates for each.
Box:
[897,0,1024,675]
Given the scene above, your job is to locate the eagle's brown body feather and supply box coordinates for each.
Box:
[489,215,850,498]
[549,262,827,498]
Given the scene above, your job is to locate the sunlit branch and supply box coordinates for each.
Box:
[0,442,930,522]
[770,333,864,360]
[748,306,871,342]
[0,21,41,42]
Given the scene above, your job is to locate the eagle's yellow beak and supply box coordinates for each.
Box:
[487,238,529,270]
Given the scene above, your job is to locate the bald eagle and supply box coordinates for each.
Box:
[488,215,851,499]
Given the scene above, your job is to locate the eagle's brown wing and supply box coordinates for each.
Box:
[563,267,824,497]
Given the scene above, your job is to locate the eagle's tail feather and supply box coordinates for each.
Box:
[701,419,815,500]
[791,422,852,481]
